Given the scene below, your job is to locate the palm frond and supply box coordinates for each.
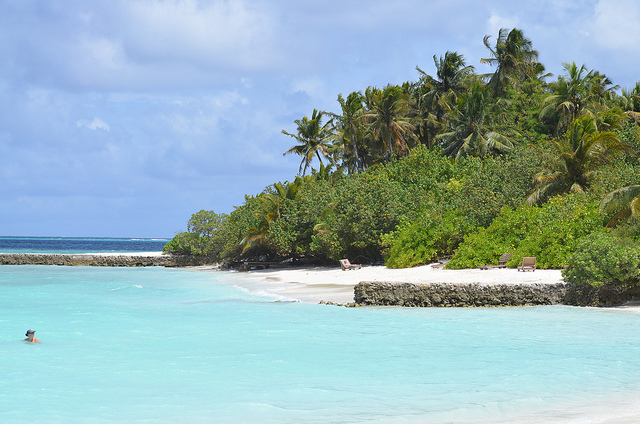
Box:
[599,185,640,214]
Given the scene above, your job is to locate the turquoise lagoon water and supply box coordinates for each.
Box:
[2,265,640,423]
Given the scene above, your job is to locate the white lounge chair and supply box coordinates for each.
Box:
[339,259,361,270]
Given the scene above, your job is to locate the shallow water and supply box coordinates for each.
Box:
[2,265,640,423]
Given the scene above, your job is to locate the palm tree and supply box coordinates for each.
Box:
[599,185,640,227]
[437,81,516,159]
[241,178,305,253]
[417,51,474,120]
[615,82,640,121]
[481,28,541,96]
[414,52,474,148]
[282,109,334,175]
[332,92,367,174]
[360,85,417,162]
[526,116,633,205]
[540,62,617,135]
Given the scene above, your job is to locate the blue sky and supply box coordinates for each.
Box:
[1,0,639,237]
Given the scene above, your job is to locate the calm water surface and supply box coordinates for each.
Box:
[0,236,169,254]
[2,265,640,423]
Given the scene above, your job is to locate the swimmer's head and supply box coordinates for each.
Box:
[25,329,35,336]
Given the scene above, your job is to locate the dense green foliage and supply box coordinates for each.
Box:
[165,28,640,290]
[162,210,227,256]
[382,211,472,269]
[446,194,603,269]
[563,230,640,290]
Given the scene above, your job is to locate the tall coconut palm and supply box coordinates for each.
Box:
[414,51,474,148]
[526,116,633,205]
[282,109,334,175]
[481,28,541,96]
[539,62,617,135]
[417,51,474,120]
[599,185,640,227]
[360,85,417,162]
[437,81,516,159]
[332,92,367,174]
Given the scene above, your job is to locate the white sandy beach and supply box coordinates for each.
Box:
[212,264,565,304]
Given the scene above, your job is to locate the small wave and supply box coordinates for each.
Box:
[109,286,129,291]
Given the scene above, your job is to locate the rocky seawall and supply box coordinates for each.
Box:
[354,281,638,307]
[0,253,213,267]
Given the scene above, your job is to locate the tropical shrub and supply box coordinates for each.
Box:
[383,145,454,194]
[610,217,640,241]
[501,80,550,144]
[450,145,547,227]
[218,195,265,260]
[382,211,473,268]
[563,231,640,290]
[447,194,603,269]
[330,169,411,261]
[163,232,208,256]
[164,210,227,256]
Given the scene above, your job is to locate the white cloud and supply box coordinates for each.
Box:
[79,37,127,71]
[3,0,640,237]
[77,117,111,132]
[290,78,327,101]
[485,13,520,38]
[124,0,278,71]
[594,0,640,52]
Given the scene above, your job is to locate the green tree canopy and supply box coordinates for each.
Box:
[526,116,632,205]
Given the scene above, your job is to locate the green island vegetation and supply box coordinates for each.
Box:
[164,28,640,292]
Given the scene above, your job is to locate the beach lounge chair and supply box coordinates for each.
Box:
[517,257,536,272]
[479,253,512,270]
[431,259,450,269]
[339,259,361,270]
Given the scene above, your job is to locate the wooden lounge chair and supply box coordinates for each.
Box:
[339,259,362,270]
[517,257,536,272]
[431,258,450,269]
[479,253,512,270]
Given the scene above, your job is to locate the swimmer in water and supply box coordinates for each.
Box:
[24,329,41,343]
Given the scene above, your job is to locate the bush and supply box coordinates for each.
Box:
[164,210,228,256]
[447,194,603,269]
[450,145,547,227]
[163,232,209,256]
[330,170,411,261]
[382,211,473,268]
[564,231,640,290]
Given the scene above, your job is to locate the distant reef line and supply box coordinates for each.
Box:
[0,253,213,267]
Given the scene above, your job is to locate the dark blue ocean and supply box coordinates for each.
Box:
[0,236,169,254]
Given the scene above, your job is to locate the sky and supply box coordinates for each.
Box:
[1,0,639,238]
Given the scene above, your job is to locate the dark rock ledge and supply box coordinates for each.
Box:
[354,281,639,308]
[0,253,213,267]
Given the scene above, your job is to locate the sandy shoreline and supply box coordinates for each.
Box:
[206,264,566,304]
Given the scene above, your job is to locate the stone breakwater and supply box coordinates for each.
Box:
[354,281,638,307]
[0,253,213,267]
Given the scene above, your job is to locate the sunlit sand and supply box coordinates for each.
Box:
[210,264,565,304]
